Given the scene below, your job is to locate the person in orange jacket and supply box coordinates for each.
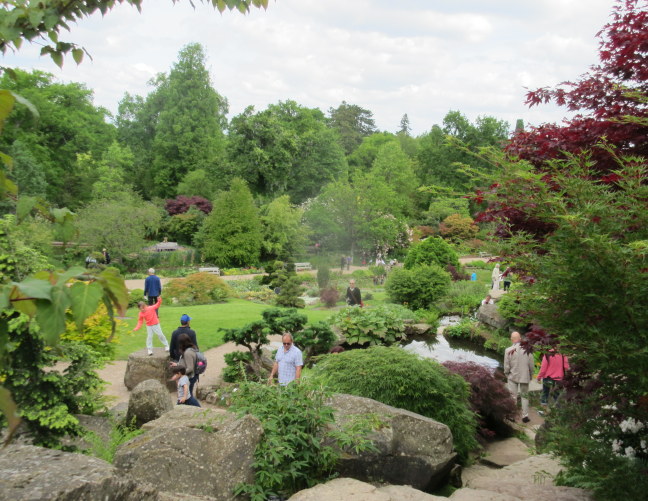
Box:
[133,296,169,355]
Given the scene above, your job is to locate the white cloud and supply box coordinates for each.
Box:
[0,0,617,135]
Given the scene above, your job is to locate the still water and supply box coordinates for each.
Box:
[402,316,501,370]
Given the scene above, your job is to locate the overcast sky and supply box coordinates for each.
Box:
[2,0,616,136]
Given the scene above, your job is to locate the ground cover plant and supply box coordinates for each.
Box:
[328,304,413,346]
[308,346,478,461]
[163,272,233,306]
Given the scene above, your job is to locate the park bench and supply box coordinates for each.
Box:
[198,267,221,275]
[295,262,312,271]
[478,252,492,258]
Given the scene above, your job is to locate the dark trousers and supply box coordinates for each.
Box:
[148,296,159,316]
[178,396,201,407]
[541,377,562,405]
[189,374,199,397]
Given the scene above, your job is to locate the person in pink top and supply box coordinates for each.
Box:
[537,349,570,407]
[133,296,169,356]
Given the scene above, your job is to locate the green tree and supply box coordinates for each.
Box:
[346,132,399,177]
[7,140,46,198]
[151,43,228,198]
[403,236,459,270]
[0,69,116,208]
[197,178,262,267]
[76,193,161,259]
[425,197,470,225]
[369,142,418,216]
[228,100,347,202]
[385,264,451,310]
[398,113,411,136]
[328,101,377,155]
[177,168,216,200]
[261,195,307,260]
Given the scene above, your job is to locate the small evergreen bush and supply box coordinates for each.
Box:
[442,361,516,439]
[403,236,459,270]
[164,272,232,306]
[385,264,451,310]
[309,346,478,461]
[317,264,330,288]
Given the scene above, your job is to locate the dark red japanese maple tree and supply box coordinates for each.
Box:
[507,0,647,173]
[164,195,212,216]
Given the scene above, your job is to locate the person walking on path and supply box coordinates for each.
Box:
[537,349,570,408]
[144,268,162,315]
[340,256,346,273]
[102,248,111,265]
[170,314,198,362]
[504,331,534,423]
[133,296,169,356]
[268,333,303,386]
[345,279,362,306]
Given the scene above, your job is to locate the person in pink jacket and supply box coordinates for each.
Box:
[133,296,169,356]
[537,349,570,407]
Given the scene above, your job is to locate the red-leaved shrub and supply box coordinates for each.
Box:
[165,196,212,216]
[319,287,339,308]
[442,361,517,439]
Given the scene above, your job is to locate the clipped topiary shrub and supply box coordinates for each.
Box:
[385,264,451,310]
[164,272,232,306]
[309,346,478,461]
[403,236,459,270]
[442,361,516,439]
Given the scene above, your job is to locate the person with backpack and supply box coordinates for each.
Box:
[170,333,203,399]
[169,314,198,362]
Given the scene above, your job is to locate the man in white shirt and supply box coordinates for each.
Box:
[269,334,303,385]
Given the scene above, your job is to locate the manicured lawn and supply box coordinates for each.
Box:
[114,298,336,360]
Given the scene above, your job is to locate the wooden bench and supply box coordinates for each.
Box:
[198,267,221,275]
[294,262,312,271]
[478,252,492,258]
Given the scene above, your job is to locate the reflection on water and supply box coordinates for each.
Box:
[403,316,501,370]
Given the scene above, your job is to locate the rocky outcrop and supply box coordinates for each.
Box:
[329,394,456,492]
[124,348,175,391]
[0,444,160,501]
[126,379,174,428]
[476,303,508,330]
[288,477,446,500]
[114,406,263,501]
[405,323,433,337]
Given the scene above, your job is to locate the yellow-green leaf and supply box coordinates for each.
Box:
[69,281,103,331]
[0,386,21,447]
[72,48,83,65]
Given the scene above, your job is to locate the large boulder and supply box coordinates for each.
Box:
[329,394,456,492]
[126,379,174,428]
[0,444,160,501]
[405,323,433,337]
[288,477,447,501]
[124,348,175,391]
[476,303,508,330]
[115,406,263,501]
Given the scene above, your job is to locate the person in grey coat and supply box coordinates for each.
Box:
[504,331,535,423]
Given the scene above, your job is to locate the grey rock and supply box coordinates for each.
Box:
[61,414,114,450]
[329,394,456,492]
[480,437,531,467]
[405,323,433,337]
[126,379,174,428]
[124,348,175,391]
[0,444,159,501]
[450,487,522,501]
[288,477,447,501]
[476,303,508,330]
[115,406,263,500]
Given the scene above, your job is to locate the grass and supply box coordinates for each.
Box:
[114,298,335,360]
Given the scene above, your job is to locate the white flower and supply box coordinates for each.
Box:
[624,446,636,458]
[620,418,644,434]
[611,439,622,453]
[641,440,647,451]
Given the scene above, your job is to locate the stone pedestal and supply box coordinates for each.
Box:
[124,348,174,391]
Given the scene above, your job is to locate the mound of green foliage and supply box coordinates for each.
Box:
[436,280,485,315]
[163,272,232,306]
[403,236,459,270]
[308,346,478,461]
[385,264,451,310]
[328,304,414,346]
[229,382,378,501]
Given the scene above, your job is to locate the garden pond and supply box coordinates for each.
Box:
[402,315,502,370]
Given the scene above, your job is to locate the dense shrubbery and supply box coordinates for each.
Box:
[439,214,478,242]
[403,236,459,270]
[128,288,145,308]
[164,195,212,215]
[62,303,127,359]
[328,305,413,346]
[319,286,339,307]
[164,272,232,306]
[309,346,478,461]
[229,382,377,500]
[436,280,485,315]
[385,264,451,310]
[443,361,516,439]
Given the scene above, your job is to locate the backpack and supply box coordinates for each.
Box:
[192,348,208,375]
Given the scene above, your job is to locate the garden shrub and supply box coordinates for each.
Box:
[62,303,128,359]
[275,276,305,308]
[351,269,371,279]
[84,418,143,463]
[439,214,478,242]
[436,280,485,315]
[309,346,478,461]
[328,305,412,346]
[403,236,459,270]
[319,286,339,307]
[317,264,330,288]
[229,382,378,500]
[128,288,145,308]
[496,283,525,325]
[442,361,516,439]
[385,264,451,310]
[445,264,469,281]
[164,272,232,306]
